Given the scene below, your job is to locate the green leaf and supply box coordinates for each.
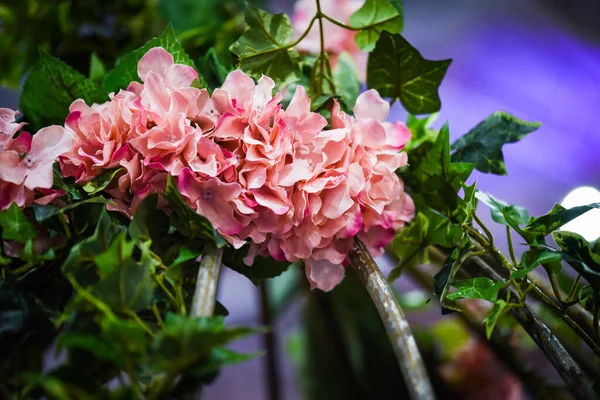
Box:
[423,207,462,247]
[82,168,124,195]
[20,50,107,131]
[349,0,403,52]
[57,333,121,364]
[522,203,600,243]
[198,47,232,91]
[579,285,595,311]
[389,0,403,14]
[61,209,125,285]
[150,313,253,374]
[367,32,451,114]
[93,234,153,312]
[483,299,507,339]
[19,239,56,263]
[332,52,361,109]
[103,25,198,94]
[451,112,541,175]
[162,175,226,247]
[402,123,474,214]
[475,191,529,227]
[405,113,438,151]
[89,53,106,83]
[230,3,300,82]
[447,277,503,303]
[128,194,169,244]
[552,231,600,287]
[433,238,472,312]
[388,212,429,282]
[223,244,292,285]
[512,248,563,279]
[31,196,105,223]
[0,203,36,242]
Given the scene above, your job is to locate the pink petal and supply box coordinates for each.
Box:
[7,132,32,153]
[30,125,73,163]
[320,182,353,219]
[305,257,345,292]
[353,89,389,121]
[0,151,25,184]
[165,64,199,88]
[138,47,174,81]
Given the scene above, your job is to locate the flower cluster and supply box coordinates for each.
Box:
[60,47,413,291]
[0,109,71,210]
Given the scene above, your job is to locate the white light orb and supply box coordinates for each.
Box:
[560,186,600,241]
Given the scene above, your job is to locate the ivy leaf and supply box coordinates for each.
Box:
[103,25,199,93]
[82,168,124,195]
[512,248,563,279]
[403,123,474,214]
[484,299,508,339]
[230,3,300,82]
[162,175,226,248]
[522,203,600,243]
[0,203,37,242]
[405,113,438,151]
[433,238,472,313]
[129,194,169,244]
[388,212,429,282]
[61,209,125,285]
[349,0,403,52]
[451,112,541,175]
[367,32,451,115]
[447,277,503,303]
[20,50,107,131]
[475,191,529,227]
[552,231,600,287]
[31,197,105,223]
[332,52,361,109]
[198,47,232,91]
[579,285,595,311]
[222,244,292,285]
[150,314,253,375]
[423,207,462,247]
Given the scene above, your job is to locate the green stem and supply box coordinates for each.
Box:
[125,310,155,337]
[320,12,400,31]
[349,239,435,400]
[566,274,582,303]
[473,214,494,246]
[506,226,517,267]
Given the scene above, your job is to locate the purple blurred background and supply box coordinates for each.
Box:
[2,0,600,398]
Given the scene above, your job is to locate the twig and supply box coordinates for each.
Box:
[349,239,435,400]
[190,246,223,317]
[407,261,567,400]
[259,283,281,400]
[428,247,598,400]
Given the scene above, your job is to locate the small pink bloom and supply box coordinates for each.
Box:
[19,126,72,190]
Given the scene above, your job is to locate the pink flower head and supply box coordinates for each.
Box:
[292,0,367,78]
[0,110,71,210]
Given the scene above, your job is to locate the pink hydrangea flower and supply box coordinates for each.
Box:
[0,109,71,210]
[180,69,413,291]
[292,0,367,78]
[59,47,413,292]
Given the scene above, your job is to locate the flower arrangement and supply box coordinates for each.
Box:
[1,1,599,399]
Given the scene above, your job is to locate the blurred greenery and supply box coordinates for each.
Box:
[0,0,250,89]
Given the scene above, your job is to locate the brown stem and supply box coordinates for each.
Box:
[429,247,598,400]
[259,283,281,400]
[191,246,223,317]
[349,239,435,400]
